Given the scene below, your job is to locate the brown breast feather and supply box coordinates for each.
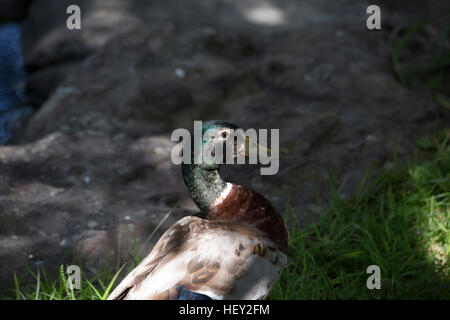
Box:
[212,185,289,253]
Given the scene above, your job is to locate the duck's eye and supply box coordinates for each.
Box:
[221,131,228,139]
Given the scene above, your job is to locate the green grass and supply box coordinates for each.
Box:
[270,130,450,299]
[390,14,450,109]
[9,259,127,300]
[4,131,450,300]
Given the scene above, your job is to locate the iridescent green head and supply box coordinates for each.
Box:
[190,120,244,170]
[181,120,283,212]
[181,120,242,212]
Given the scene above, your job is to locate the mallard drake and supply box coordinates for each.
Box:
[108,120,288,300]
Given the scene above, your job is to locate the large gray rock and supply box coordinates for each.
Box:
[18,0,377,102]
[0,132,190,289]
[20,0,445,103]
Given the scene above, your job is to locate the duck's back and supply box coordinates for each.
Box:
[108,216,286,300]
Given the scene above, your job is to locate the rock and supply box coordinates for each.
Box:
[21,0,140,68]
[0,129,190,288]
[74,230,111,271]
[25,63,78,105]
[0,132,73,164]
[18,0,377,104]
[21,0,144,102]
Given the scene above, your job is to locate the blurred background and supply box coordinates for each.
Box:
[0,0,449,298]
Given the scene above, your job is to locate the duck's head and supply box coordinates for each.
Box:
[188,120,278,170]
[181,120,282,213]
[192,120,242,170]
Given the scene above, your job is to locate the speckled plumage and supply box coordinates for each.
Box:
[108,121,288,300]
[108,216,286,300]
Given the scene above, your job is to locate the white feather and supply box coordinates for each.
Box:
[213,182,233,207]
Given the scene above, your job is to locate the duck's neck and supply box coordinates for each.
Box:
[182,164,289,252]
[182,164,230,213]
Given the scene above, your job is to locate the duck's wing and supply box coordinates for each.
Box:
[107,216,286,300]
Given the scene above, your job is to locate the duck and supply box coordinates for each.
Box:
[108,120,289,300]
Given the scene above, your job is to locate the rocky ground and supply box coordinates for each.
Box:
[0,0,449,291]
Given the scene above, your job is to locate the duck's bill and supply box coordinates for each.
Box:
[240,136,287,160]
